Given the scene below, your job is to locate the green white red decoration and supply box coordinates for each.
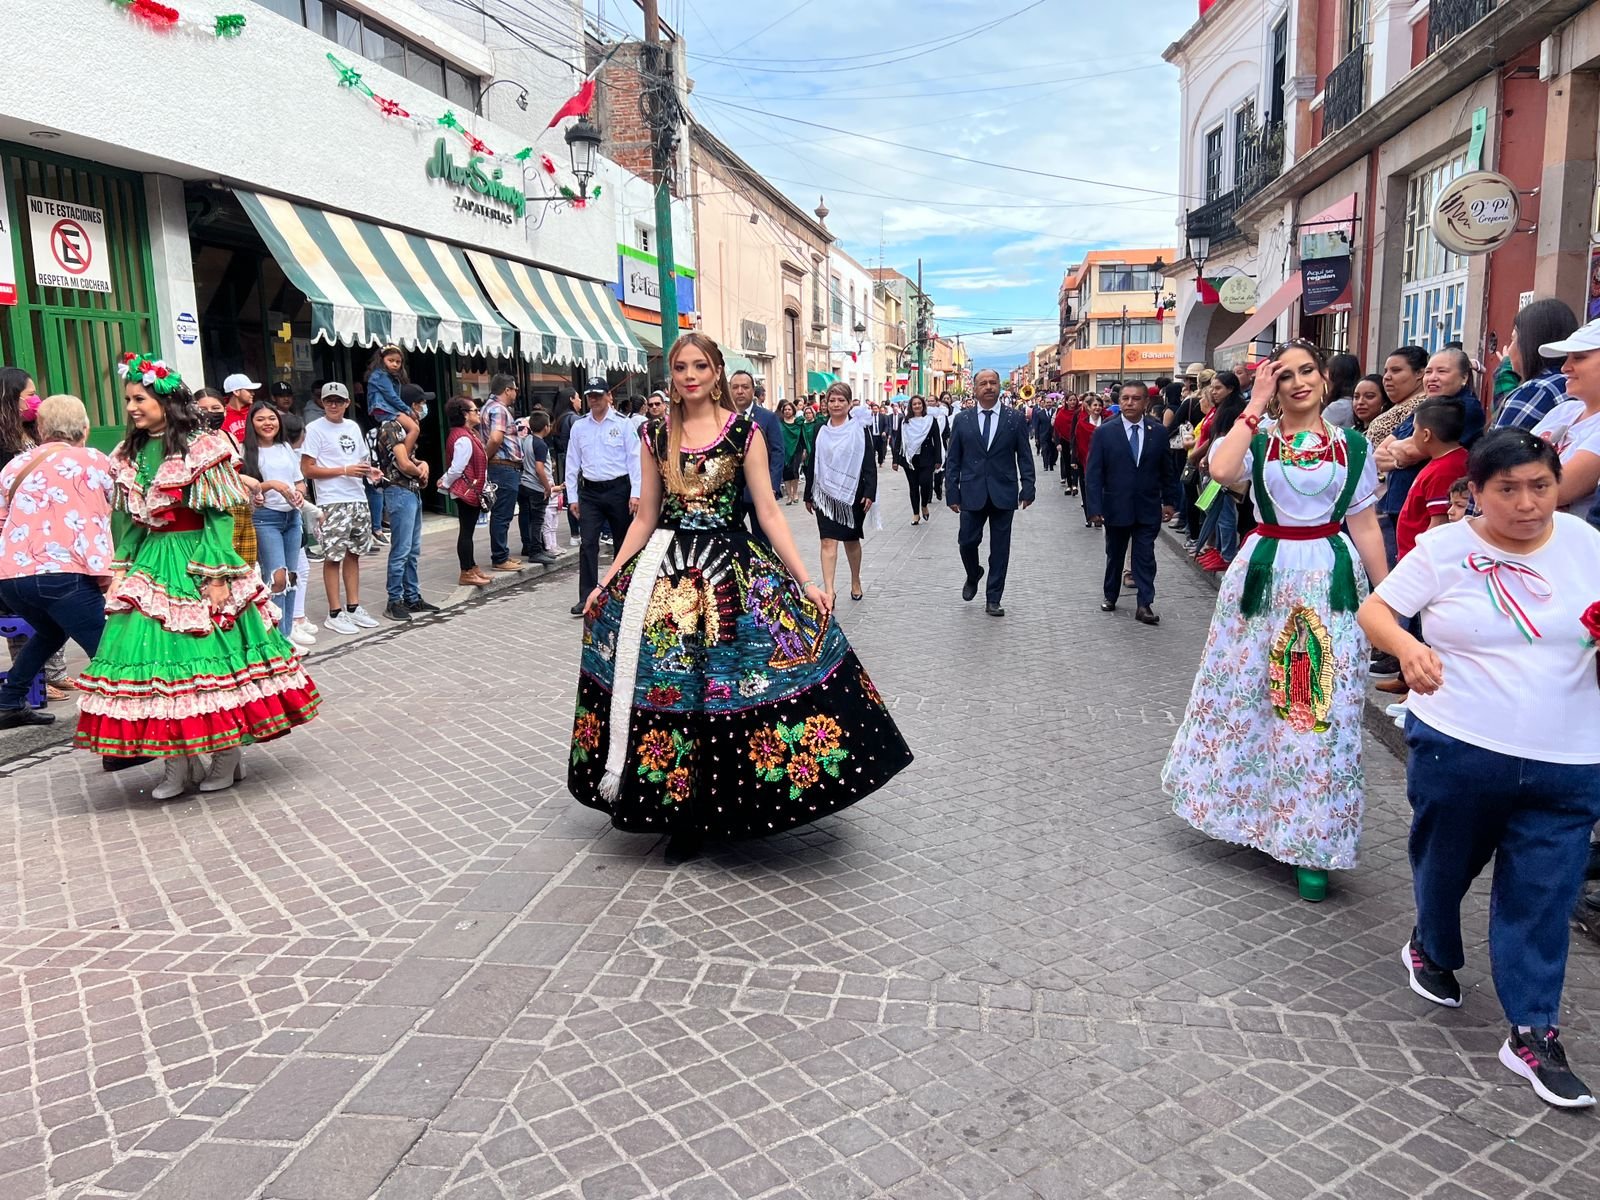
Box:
[105,0,247,37]
[118,351,186,395]
[1465,552,1550,643]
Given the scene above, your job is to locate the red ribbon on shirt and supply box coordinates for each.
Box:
[1463,552,1552,643]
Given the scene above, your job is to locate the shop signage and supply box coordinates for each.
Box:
[175,311,199,346]
[0,175,14,306]
[1432,171,1520,255]
[424,138,526,223]
[1299,227,1353,316]
[27,197,111,293]
[741,319,767,354]
[1217,276,1255,313]
[621,257,662,309]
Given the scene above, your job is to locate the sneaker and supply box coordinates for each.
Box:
[405,597,442,614]
[347,605,381,629]
[288,625,317,648]
[306,545,325,563]
[371,529,390,545]
[324,612,360,635]
[1499,1026,1597,1108]
[295,618,319,635]
[1384,701,1409,719]
[1400,932,1462,1007]
[1369,651,1401,677]
[530,551,558,566]
[383,601,412,622]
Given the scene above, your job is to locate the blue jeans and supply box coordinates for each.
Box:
[487,464,521,565]
[0,574,106,709]
[1405,715,1600,1026]
[252,506,302,638]
[384,486,424,603]
[366,481,385,533]
[1195,491,1239,562]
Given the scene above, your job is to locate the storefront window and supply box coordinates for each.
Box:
[1400,151,1470,351]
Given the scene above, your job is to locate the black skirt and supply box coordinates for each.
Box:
[816,506,865,542]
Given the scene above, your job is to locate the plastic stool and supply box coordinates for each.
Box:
[0,615,49,709]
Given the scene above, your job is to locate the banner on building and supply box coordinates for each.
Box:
[1299,196,1357,316]
[0,176,15,306]
[27,196,112,294]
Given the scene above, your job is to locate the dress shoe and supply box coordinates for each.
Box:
[985,603,1005,617]
[0,707,54,730]
[665,831,703,864]
[1375,677,1410,696]
[492,559,524,571]
[1135,606,1160,625]
[1100,601,1117,613]
[962,569,983,602]
[530,551,558,565]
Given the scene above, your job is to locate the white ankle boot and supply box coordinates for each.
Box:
[198,746,246,793]
[151,755,202,801]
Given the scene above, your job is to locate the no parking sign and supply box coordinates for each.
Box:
[27,196,111,294]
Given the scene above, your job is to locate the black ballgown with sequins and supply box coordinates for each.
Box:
[568,412,912,837]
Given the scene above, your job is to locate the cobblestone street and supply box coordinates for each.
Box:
[3,481,1599,1200]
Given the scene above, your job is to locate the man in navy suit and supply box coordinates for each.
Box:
[1084,381,1181,625]
[729,370,783,543]
[945,369,1036,616]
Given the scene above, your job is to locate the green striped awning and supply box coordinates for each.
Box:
[236,191,515,357]
[467,250,648,371]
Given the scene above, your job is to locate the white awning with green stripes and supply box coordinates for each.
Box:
[466,251,648,371]
[237,191,515,357]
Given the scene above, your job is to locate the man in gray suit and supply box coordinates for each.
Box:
[944,369,1036,616]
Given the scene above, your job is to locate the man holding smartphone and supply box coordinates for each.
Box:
[301,382,384,635]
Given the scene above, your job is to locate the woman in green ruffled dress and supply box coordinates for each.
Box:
[74,353,320,800]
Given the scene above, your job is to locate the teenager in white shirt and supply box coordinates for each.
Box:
[1361,427,1600,1109]
[300,382,382,635]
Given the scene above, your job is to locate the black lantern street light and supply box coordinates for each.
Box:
[565,118,603,199]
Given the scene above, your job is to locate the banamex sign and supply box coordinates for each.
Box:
[1431,171,1520,255]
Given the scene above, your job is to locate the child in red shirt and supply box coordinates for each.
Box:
[1396,398,1469,560]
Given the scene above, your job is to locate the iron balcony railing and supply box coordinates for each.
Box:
[1324,45,1366,136]
[1236,120,1284,203]
[1428,0,1497,54]
[1185,189,1243,251]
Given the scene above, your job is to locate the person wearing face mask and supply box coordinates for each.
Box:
[196,388,260,568]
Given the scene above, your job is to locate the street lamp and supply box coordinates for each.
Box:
[1186,234,1210,279]
[564,118,603,198]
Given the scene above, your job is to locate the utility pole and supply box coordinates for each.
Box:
[915,258,925,398]
[642,0,679,356]
[1119,304,1128,386]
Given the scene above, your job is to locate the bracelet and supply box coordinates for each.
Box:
[1243,414,1262,433]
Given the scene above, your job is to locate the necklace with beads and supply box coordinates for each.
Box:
[1271,419,1337,498]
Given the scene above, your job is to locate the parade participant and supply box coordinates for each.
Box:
[481,372,524,572]
[806,382,878,603]
[220,372,258,442]
[1054,394,1083,496]
[1165,340,1389,902]
[241,400,305,640]
[76,353,319,799]
[375,383,439,618]
[1073,395,1104,524]
[0,395,114,730]
[777,400,807,505]
[566,378,640,616]
[517,408,557,566]
[946,369,1035,616]
[301,382,382,635]
[1360,428,1600,1108]
[728,369,783,539]
[1494,300,1579,430]
[1085,382,1180,623]
[439,396,492,587]
[568,333,911,862]
[893,395,942,524]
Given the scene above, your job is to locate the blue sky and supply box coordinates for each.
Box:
[600,0,1195,374]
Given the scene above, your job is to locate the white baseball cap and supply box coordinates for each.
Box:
[1540,317,1600,358]
[320,381,351,401]
[222,372,261,392]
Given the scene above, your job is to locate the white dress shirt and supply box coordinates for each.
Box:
[565,407,642,498]
[976,401,1001,449]
[1122,415,1144,464]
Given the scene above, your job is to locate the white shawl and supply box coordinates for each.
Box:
[813,420,867,527]
[901,415,935,461]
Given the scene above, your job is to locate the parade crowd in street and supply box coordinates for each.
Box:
[5,303,1600,1115]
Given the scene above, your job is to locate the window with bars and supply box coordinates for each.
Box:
[1204,125,1226,201]
[262,0,481,109]
[1400,151,1470,352]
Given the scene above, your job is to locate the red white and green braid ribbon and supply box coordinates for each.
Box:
[105,0,247,37]
[1463,552,1552,643]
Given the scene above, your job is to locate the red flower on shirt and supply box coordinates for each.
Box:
[1582,601,1600,646]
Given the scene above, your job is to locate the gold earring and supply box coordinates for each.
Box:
[712,386,723,403]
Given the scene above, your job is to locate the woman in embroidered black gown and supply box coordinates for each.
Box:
[568,333,912,859]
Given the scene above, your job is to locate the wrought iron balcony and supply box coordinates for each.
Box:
[1236,120,1284,203]
[1323,46,1366,137]
[1429,0,1497,53]
[1185,189,1242,252]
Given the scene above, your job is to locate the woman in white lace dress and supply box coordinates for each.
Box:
[1163,341,1390,901]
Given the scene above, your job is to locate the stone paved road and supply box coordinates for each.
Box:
[3,474,1599,1200]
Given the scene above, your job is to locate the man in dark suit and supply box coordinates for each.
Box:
[1084,381,1181,625]
[729,370,783,543]
[1028,401,1054,471]
[945,369,1036,616]
[874,404,894,466]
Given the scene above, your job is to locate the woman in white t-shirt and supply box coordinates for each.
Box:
[1530,316,1600,517]
[1359,428,1600,1110]
[242,402,306,641]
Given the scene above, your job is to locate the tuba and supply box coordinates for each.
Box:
[1019,382,1037,402]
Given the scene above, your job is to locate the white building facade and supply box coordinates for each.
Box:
[827,248,877,404]
[0,0,646,446]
